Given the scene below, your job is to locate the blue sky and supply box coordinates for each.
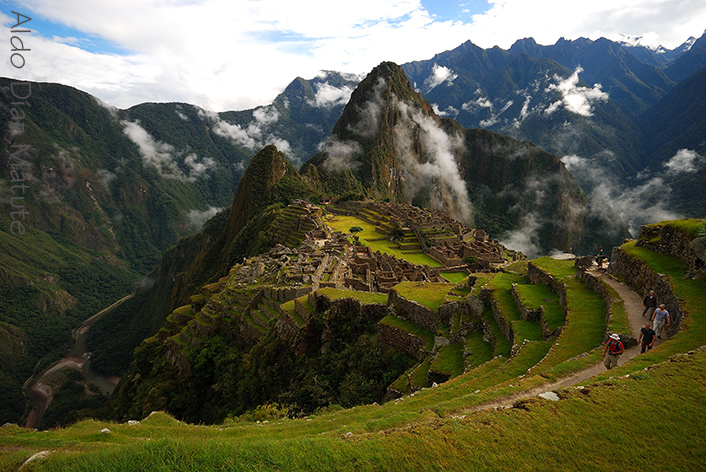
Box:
[2,0,705,111]
[422,0,490,21]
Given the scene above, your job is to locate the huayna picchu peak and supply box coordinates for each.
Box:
[302,61,629,256]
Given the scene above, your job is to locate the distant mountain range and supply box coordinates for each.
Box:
[1,31,704,426]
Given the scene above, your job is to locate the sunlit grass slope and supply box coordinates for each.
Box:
[3,239,706,471]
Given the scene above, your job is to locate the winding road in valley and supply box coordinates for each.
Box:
[23,294,132,429]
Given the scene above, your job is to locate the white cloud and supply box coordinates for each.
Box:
[308,82,355,108]
[394,102,473,224]
[500,212,543,258]
[561,153,681,235]
[321,138,363,172]
[462,89,494,114]
[186,206,224,230]
[432,104,460,118]
[200,107,293,158]
[121,120,215,182]
[96,168,117,188]
[348,77,387,139]
[2,1,705,113]
[423,64,459,92]
[544,67,608,117]
[663,149,702,175]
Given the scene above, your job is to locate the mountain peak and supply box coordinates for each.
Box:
[225,145,310,241]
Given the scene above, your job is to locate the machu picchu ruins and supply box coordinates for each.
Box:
[149,199,534,399]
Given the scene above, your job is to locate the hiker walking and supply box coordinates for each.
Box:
[638,322,656,353]
[651,304,670,340]
[641,290,657,318]
[595,246,607,267]
[603,333,624,369]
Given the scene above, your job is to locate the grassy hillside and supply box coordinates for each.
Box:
[3,219,704,470]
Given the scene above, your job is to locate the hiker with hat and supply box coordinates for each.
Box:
[603,333,624,369]
[651,304,670,340]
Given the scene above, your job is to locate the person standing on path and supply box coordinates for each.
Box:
[638,322,656,353]
[596,246,607,268]
[652,304,670,340]
[603,333,624,369]
[642,290,657,318]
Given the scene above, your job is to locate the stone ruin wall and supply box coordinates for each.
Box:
[510,285,541,322]
[636,224,706,280]
[377,323,428,360]
[527,262,569,339]
[388,289,440,333]
[608,247,683,337]
[576,266,638,347]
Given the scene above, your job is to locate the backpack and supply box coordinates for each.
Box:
[608,340,623,354]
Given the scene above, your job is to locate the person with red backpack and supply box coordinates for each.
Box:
[603,333,624,369]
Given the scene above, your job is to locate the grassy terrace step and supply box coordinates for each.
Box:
[379,314,435,350]
[250,309,271,329]
[527,258,606,378]
[317,288,388,305]
[488,272,544,344]
[409,358,432,389]
[243,311,268,334]
[279,299,306,327]
[440,272,468,284]
[482,305,512,357]
[387,338,554,417]
[258,302,279,320]
[429,342,464,378]
[392,281,451,312]
[464,330,494,369]
[513,283,564,333]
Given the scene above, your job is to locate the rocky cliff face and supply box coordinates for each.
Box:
[302,62,629,256]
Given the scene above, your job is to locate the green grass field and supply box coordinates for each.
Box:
[4,231,706,471]
[325,214,444,267]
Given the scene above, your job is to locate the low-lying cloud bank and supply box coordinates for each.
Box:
[121,120,216,182]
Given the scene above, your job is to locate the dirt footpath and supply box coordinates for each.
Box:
[466,265,650,413]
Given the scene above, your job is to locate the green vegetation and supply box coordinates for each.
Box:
[379,315,435,350]
[316,288,388,305]
[392,282,451,312]
[463,331,494,369]
[440,272,468,284]
[409,358,432,389]
[3,221,706,470]
[643,218,706,238]
[430,343,464,377]
[325,215,443,267]
[513,283,565,334]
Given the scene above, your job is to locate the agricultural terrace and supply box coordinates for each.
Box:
[324,214,443,267]
[3,235,706,471]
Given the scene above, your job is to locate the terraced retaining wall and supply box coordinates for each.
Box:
[608,247,683,337]
[577,268,638,347]
[636,224,706,280]
[527,262,568,338]
[377,323,428,360]
[388,289,440,332]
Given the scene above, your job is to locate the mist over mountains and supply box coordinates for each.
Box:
[1,31,705,426]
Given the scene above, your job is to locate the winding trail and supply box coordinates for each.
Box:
[464,264,654,413]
